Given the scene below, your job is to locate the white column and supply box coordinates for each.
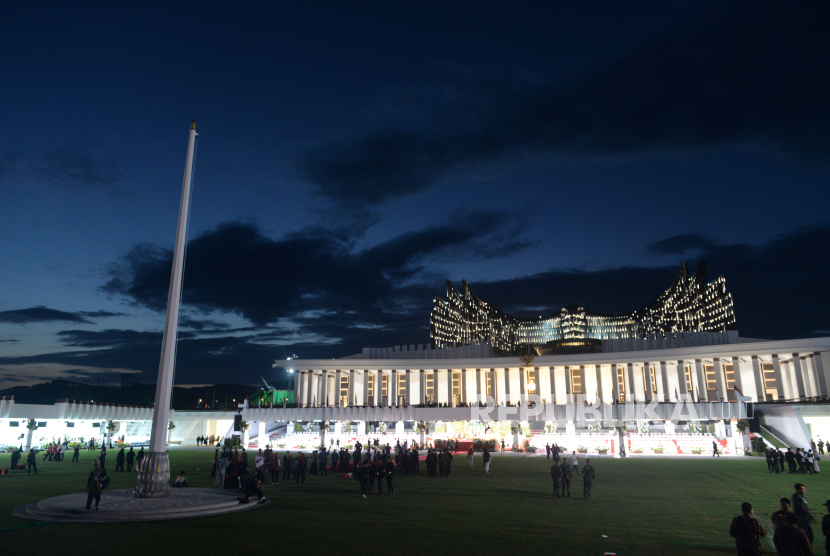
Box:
[644,363,653,402]
[348,370,355,406]
[461,369,467,405]
[448,369,454,406]
[676,361,687,399]
[419,370,426,405]
[391,371,398,406]
[374,371,381,406]
[751,356,765,402]
[713,359,726,401]
[660,361,670,402]
[813,353,829,398]
[549,366,556,405]
[732,357,744,398]
[772,354,785,401]
[611,364,620,402]
[491,368,498,405]
[518,367,525,404]
[695,360,707,401]
[297,371,305,407]
[791,354,806,400]
[321,371,329,407]
[405,370,411,405]
[804,357,818,399]
[626,363,636,402]
[595,364,603,403]
[335,370,343,407]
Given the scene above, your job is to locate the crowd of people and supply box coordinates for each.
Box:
[206,438,493,502]
[766,445,822,475]
[730,483,830,556]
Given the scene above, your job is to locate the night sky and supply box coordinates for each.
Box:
[1,2,829,390]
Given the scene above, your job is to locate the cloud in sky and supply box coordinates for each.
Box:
[299,3,830,206]
[0,363,141,390]
[102,210,535,326]
[33,150,121,188]
[68,219,830,386]
[0,306,123,325]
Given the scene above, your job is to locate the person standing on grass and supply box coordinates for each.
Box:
[729,502,766,556]
[571,451,580,477]
[136,447,145,470]
[71,444,80,463]
[560,459,571,497]
[582,459,595,500]
[283,452,292,482]
[713,440,721,457]
[467,446,474,468]
[26,448,37,475]
[126,447,135,472]
[779,449,786,474]
[115,447,125,471]
[98,446,107,469]
[211,449,219,477]
[294,452,306,484]
[85,459,106,510]
[215,454,228,488]
[773,512,811,556]
[793,483,817,544]
[269,452,279,484]
[385,456,395,495]
[550,461,561,499]
[482,447,491,473]
[319,448,328,476]
[768,449,777,473]
[821,500,830,556]
[772,498,794,534]
[546,442,551,459]
[819,439,826,456]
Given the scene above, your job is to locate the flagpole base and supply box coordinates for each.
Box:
[135,451,171,498]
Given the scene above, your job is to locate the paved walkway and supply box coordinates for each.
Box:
[12,487,269,523]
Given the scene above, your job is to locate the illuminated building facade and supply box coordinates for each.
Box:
[430,261,736,351]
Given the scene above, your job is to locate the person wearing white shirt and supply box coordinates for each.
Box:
[571,451,580,477]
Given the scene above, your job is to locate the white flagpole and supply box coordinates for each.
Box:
[136,120,198,498]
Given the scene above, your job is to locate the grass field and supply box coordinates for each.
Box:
[1,450,828,555]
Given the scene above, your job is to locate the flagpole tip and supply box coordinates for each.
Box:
[190,120,196,130]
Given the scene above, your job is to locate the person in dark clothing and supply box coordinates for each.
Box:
[283,452,292,481]
[773,512,812,556]
[712,440,720,457]
[319,448,328,476]
[550,462,561,498]
[819,440,826,455]
[560,459,572,497]
[793,483,817,544]
[767,449,776,473]
[294,453,306,484]
[385,458,395,494]
[729,502,766,556]
[330,449,338,474]
[85,459,108,510]
[115,447,126,471]
[11,448,22,470]
[136,447,145,469]
[582,459,595,500]
[779,450,786,474]
[26,449,37,475]
[771,498,794,534]
[239,468,267,504]
[822,500,830,556]
[71,444,80,463]
[400,450,409,477]
[268,453,279,484]
[98,447,107,469]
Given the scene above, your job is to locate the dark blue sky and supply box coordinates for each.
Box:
[1,2,828,389]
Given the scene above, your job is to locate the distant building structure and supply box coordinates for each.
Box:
[430,261,736,352]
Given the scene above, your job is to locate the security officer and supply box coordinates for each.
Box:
[550,461,561,499]
[560,458,572,497]
[583,458,596,500]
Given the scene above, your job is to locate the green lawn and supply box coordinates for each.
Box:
[1,450,828,555]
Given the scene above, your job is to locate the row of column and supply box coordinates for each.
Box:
[294,352,827,407]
